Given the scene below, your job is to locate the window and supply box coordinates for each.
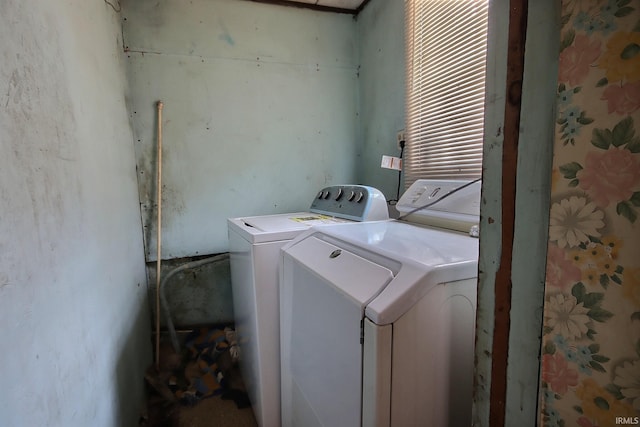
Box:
[404,0,489,188]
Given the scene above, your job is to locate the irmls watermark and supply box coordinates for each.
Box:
[616,417,640,425]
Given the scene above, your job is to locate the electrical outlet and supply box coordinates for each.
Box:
[397,130,406,149]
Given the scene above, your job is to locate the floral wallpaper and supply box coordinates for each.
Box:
[540,0,640,425]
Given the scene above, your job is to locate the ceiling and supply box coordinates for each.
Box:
[250,0,369,14]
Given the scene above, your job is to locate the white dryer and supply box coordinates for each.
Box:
[279,179,481,427]
[227,185,388,427]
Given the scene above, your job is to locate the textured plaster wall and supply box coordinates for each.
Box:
[0,1,151,425]
[123,0,360,261]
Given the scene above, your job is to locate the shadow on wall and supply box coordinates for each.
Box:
[115,296,153,426]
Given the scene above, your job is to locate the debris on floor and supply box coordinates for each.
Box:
[140,326,255,427]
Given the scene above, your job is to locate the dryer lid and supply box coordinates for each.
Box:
[286,220,479,324]
[283,235,394,307]
[280,235,393,426]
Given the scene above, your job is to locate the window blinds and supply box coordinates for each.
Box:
[404,0,489,188]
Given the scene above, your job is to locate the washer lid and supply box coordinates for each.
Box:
[227,212,349,244]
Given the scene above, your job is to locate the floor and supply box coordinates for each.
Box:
[178,399,257,427]
[142,365,258,427]
[177,368,257,427]
[141,331,258,427]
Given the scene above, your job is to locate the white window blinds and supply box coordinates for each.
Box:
[404,0,489,188]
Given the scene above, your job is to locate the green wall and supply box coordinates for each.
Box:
[356,0,406,205]
[123,0,361,260]
[0,1,151,425]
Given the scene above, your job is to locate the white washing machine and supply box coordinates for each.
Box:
[227,185,389,427]
[279,179,481,427]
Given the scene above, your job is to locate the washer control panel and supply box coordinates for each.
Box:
[309,185,389,222]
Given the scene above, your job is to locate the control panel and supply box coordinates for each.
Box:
[309,185,389,222]
[396,179,481,232]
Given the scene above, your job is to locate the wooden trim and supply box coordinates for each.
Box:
[355,0,372,15]
[246,0,359,15]
[489,0,528,425]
